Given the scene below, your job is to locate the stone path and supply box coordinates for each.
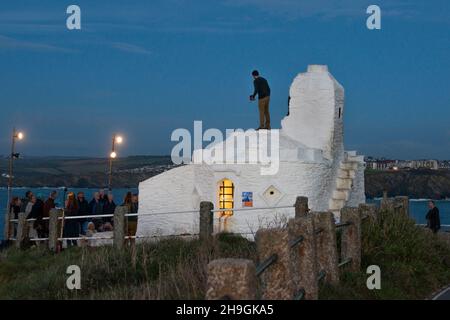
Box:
[432,286,450,300]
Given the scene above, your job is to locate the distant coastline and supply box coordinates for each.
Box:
[365,168,450,199]
[1,156,450,199]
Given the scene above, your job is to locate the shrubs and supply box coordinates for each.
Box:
[320,209,450,299]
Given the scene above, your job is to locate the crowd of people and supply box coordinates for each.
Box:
[9,189,139,246]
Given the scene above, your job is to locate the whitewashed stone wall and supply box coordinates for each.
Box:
[137,65,365,239]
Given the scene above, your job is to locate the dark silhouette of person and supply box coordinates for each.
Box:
[426,200,441,233]
[249,70,271,130]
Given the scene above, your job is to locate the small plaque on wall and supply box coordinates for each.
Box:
[242,192,253,207]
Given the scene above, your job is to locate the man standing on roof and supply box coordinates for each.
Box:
[249,70,271,130]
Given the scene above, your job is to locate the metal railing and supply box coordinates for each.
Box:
[6,203,296,243]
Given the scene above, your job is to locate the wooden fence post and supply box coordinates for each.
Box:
[3,208,12,241]
[15,212,28,249]
[288,215,318,300]
[256,228,296,300]
[394,196,409,216]
[340,207,362,272]
[380,197,394,212]
[114,206,127,250]
[313,212,339,284]
[199,201,214,242]
[206,259,259,300]
[294,196,309,218]
[359,203,379,224]
[48,209,63,252]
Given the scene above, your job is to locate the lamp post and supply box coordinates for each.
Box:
[3,128,24,240]
[108,134,123,191]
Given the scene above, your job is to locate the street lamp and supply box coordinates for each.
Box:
[4,128,24,240]
[108,134,123,190]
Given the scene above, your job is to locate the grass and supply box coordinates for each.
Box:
[320,209,450,299]
[1,209,450,300]
[0,234,256,300]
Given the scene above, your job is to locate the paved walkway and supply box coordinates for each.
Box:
[433,287,450,300]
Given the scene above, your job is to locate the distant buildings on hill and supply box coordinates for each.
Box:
[365,157,449,171]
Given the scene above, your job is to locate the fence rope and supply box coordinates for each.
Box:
[294,288,306,300]
[30,238,49,242]
[289,235,304,248]
[317,270,326,282]
[335,221,353,229]
[338,258,352,268]
[7,203,298,224]
[58,236,114,241]
[256,254,278,277]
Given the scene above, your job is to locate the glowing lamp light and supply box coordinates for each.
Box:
[110,151,117,159]
[115,136,123,144]
[17,132,24,140]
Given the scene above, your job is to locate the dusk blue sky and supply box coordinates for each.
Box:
[0,0,449,159]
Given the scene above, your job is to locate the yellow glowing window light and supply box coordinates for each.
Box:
[219,179,234,216]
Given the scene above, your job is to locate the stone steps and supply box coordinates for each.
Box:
[340,162,359,170]
[328,151,364,218]
[332,189,349,201]
[338,168,356,179]
[331,210,341,220]
[329,198,346,211]
[347,155,365,163]
[336,177,352,189]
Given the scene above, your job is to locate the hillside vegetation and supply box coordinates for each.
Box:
[365,169,450,199]
[0,156,172,188]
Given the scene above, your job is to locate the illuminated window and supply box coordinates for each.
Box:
[219,179,234,216]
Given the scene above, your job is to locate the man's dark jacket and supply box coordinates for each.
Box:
[43,198,55,218]
[27,199,44,220]
[426,207,441,233]
[252,77,271,100]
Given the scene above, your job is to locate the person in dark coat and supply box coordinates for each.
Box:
[64,192,80,247]
[20,191,33,213]
[42,191,58,237]
[89,192,104,231]
[27,195,45,239]
[9,197,21,237]
[99,189,108,206]
[43,191,57,217]
[102,193,116,231]
[10,197,21,220]
[426,200,441,234]
[77,192,90,234]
